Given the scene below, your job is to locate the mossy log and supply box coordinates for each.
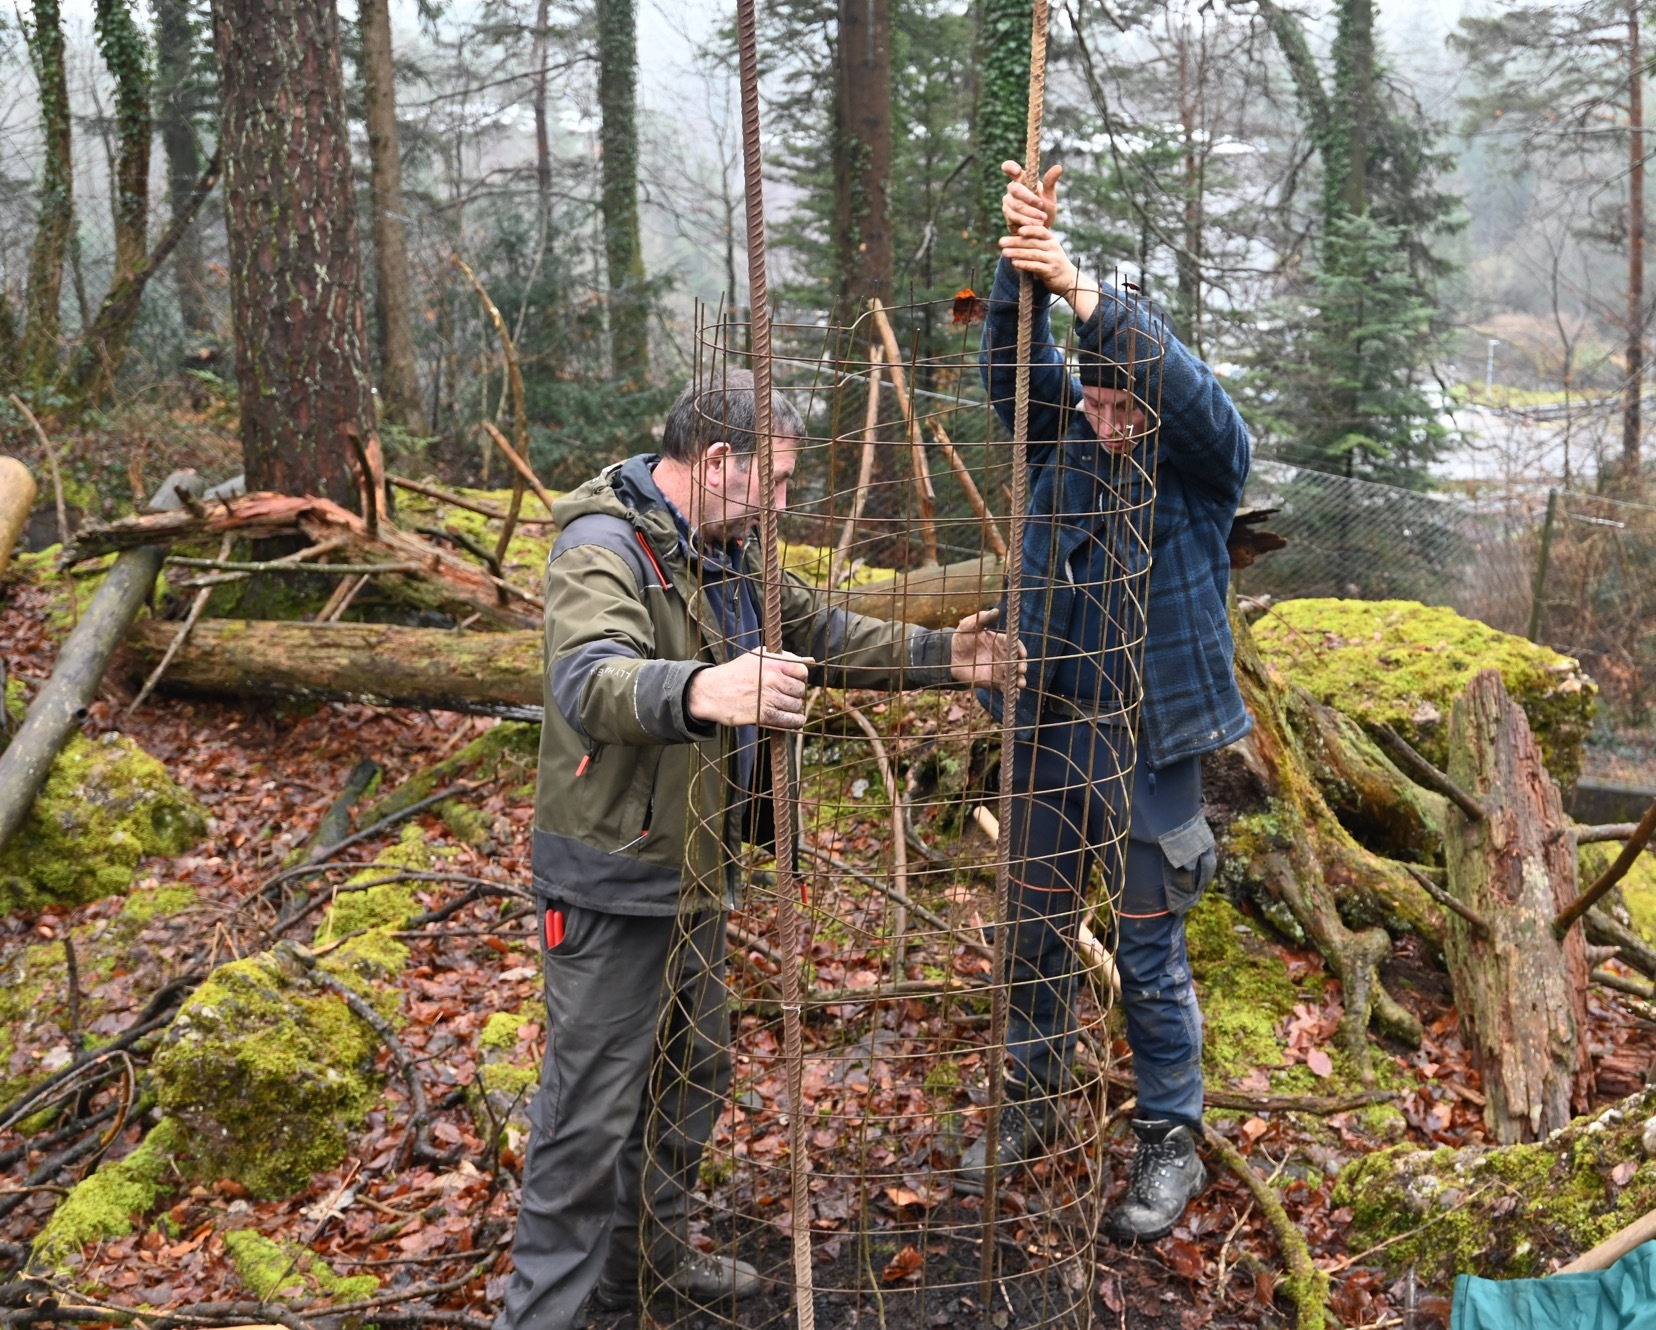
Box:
[126,618,546,717]
[1444,669,1591,1144]
[1219,608,1434,1079]
[1333,1086,1656,1284]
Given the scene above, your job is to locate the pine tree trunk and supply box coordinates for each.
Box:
[360,0,424,430]
[154,0,212,337]
[1623,0,1644,494]
[1327,0,1372,220]
[972,0,1030,248]
[597,0,648,384]
[834,0,894,314]
[21,0,73,385]
[213,0,378,509]
[1442,669,1592,1144]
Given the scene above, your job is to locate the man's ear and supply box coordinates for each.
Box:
[701,440,732,491]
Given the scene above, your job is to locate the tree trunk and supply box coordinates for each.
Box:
[1175,24,1203,354]
[972,0,1031,248]
[125,619,545,717]
[1442,669,1591,1144]
[1217,607,1431,1078]
[154,0,212,337]
[834,0,894,314]
[63,0,154,404]
[1624,0,1645,494]
[1328,0,1372,220]
[597,0,648,384]
[360,0,424,430]
[21,0,73,385]
[214,0,378,510]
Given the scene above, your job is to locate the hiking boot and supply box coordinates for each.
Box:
[1105,1119,1208,1244]
[956,1098,1056,1196]
[595,1249,761,1308]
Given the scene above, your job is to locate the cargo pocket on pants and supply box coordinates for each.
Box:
[1158,812,1216,916]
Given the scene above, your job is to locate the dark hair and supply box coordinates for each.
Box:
[659,367,806,462]
[1075,295,1176,390]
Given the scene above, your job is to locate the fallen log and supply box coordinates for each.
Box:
[837,554,1002,626]
[62,492,539,630]
[0,546,164,858]
[0,456,36,584]
[1443,669,1591,1144]
[125,620,545,718]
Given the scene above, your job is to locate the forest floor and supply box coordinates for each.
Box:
[4,539,1656,1329]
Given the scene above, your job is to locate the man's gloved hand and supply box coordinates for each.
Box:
[687,649,815,730]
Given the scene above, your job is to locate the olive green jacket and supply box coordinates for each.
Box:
[532,455,956,915]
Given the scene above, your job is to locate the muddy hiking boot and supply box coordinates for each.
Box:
[956,1097,1058,1196]
[1105,1118,1208,1244]
[592,1250,762,1310]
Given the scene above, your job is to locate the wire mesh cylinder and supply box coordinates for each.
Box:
[636,291,1164,1329]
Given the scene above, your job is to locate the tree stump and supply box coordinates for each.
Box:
[1444,668,1591,1144]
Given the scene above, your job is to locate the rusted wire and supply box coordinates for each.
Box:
[983,0,1049,1301]
[734,0,815,1323]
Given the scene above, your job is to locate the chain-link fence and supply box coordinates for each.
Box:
[1234,455,1542,638]
[1233,454,1656,726]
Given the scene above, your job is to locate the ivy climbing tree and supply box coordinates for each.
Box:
[973,0,1032,249]
[20,0,74,388]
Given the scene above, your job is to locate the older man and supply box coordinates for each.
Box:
[494,368,1018,1330]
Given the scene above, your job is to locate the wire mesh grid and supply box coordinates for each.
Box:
[628,290,1165,1328]
[1235,456,1540,636]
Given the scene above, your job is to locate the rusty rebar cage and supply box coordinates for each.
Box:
[630,289,1166,1329]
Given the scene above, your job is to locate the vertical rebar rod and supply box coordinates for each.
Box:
[982,0,1048,1307]
[733,1,815,1325]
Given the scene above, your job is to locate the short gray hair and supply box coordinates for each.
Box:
[660,367,805,462]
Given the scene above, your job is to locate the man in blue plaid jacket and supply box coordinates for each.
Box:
[967,159,1252,1242]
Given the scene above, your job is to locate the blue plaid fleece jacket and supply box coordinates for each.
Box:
[979,257,1253,769]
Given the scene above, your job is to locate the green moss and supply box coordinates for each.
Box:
[120,883,197,923]
[315,824,428,945]
[1254,599,1597,785]
[361,722,538,825]
[479,1062,539,1098]
[151,952,381,1197]
[1334,1092,1656,1279]
[0,732,206,912]
[1583,842,1656,947]
[1185,894,1300,1082]
[481,1010,530,1051]
[439,798,491,846]
[30,1118,181,1270]
[3,675,26,728]
[223,1227,379,1303]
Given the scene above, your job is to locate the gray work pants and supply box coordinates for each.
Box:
[493,901,730,1330]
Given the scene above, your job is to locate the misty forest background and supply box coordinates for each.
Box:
[0,0,1649,511]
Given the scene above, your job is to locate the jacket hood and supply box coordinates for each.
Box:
[550,453,668,528]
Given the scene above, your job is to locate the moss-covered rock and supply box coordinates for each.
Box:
[30,1117,181,1270]
[0,732,206,912]
[1334,1088,1656,1280]
[1253,599,1596,786]
[0,884,203,1105]
[151,950,381,1197]
[223,1227,379,1303]
[314,823,429,948]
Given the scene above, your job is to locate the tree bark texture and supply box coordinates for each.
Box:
[1624,0,1644,493]
[21,0,73,385]
[125,619,545,717]
[973,0,1031,247]
[597,0,648,384]
[834,0,894,314]
[1443,668,1592,1144]
[359,0,424,429]
[154,0,212,336]
[0,547,164,857]
[213,0,378,509]
[1219,608,1432,1078]
[94,1,151,297]
[1327,0,1373,220]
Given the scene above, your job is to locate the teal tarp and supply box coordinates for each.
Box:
[1452,1242,1656,1330]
